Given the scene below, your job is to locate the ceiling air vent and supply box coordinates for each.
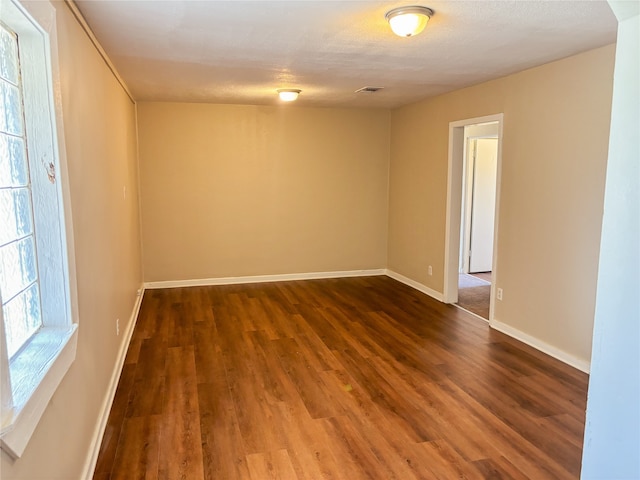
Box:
[355,86,384,93]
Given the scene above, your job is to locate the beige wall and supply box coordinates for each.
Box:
[137,103,390,282]
[1,2,143,478]
[388,45,615,365]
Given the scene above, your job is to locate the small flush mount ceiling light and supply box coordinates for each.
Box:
[277,89,301,101]
[385,5,434,37]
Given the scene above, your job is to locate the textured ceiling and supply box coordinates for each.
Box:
[74,0,618,108]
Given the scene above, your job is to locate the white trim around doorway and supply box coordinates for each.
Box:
[443,113,504,325]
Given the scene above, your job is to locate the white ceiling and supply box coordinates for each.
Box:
[74,0,618,108]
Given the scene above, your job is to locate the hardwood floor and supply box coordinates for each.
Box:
[93,276,588,479]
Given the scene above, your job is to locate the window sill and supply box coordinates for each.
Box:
[0,325,78,459]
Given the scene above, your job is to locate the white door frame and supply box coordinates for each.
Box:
[443,113,503,323]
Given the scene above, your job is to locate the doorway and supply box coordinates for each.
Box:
[459,131,498,319]
[443,114,503,322]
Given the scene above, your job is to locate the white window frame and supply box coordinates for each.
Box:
[0,0,79,459]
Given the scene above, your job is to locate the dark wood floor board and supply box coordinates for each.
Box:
[198,385,251,480]
[484,340,561,377]
[439,378,579,479]
[94,363,137,476]
[128,290,159,343]
[248,330,303,404]
[259,295,301,339]
[125,337,167,418]
[320,368,426,450]
[492,337,589,388]
[404,374,505,462]
[162,345,198,415]
[517,372,589,417]
[183,286,217,324]
[94,276,588,479]
[224,293,264,338]
[310,279,372,314]
[470,456,530,480]
[270,400,344,480]
[263,284,302,315]
[275,282,321,308]
[361,311,459,374]
[224,374,287,456]
[158,346,204,480]
[222,331,289,454]
[234,296,265,333]
[418,439,485,480]
[316,306,378,358]
[124,337,142,365]
[286,314,343,372]
[318,369,434,480]
[437,367,582,475]
[270,336,344,419]
[381,298,489,352]
[334,348,441,443]
[192,320,224,385]
[109,415,162,480]
[165,301,192,348]
[159,410,204,480]
[537,413,587,449]
[246,449,298,480]
[321,415,406,479]
[442,360,584,468]
[368,356,495,463]
[294,304,353,353]
[445,356,564,419]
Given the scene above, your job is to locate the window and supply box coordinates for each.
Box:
[0,0,78,459]
[1,23,43,361]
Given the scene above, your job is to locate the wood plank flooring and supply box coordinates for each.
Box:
[93,276,589,479]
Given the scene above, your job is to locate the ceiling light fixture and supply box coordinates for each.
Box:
[277,89,301,101]
[385,6,434,37]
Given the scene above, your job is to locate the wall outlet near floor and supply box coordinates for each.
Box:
[428,265,433,276]
[116,318,120,336]
[497,288,503,301]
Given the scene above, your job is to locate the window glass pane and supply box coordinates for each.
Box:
[0,133,28,187]
[0,236,37,301]
[0,25,19,85]
[3,282,41,358]
[0,188,33,245]
[0,79,23,136]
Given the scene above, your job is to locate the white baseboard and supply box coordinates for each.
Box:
[384,270,589,373]
[144,269,387,289]
[490,319,590,373]
[385,269,444,302]
[81,285,145,480]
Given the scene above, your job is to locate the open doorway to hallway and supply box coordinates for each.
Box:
[443,114,503,322]
[457,128,498,320]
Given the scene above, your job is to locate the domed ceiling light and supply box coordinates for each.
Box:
[385,6,434,37]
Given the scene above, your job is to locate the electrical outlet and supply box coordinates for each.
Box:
[497,288,503,301]
[428,265,433,276]
[123,185,126,200]
[116,318,120,336]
